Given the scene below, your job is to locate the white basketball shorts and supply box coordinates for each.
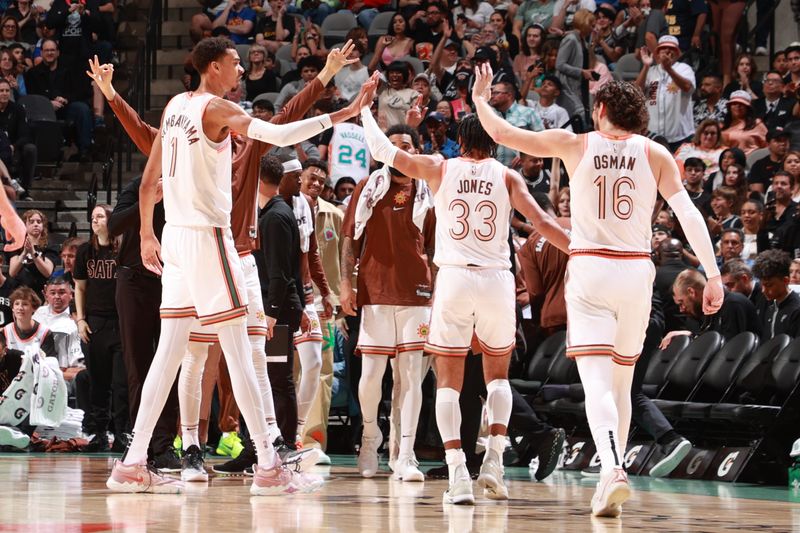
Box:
[357,304,431,357]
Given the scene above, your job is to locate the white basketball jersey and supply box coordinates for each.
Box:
[434,157,512,269]
[4,323,49,353]
[293,194,314,253]
[161,92,233,228]
[328,122,369,184]
[570,132,657,253]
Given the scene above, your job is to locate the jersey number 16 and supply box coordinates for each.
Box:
[594,175,635,220]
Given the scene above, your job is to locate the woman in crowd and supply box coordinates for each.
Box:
[490,10,519,58]
[302,22,329,59]
[0,49,25,100]
[335,39,369,102]
[723,53,763,99]
[555,9,595,125]
[4,286,54,356]
[9,210,56,297]
[705,147,747,193]
[0,16,24,49]
[675,119,728,182]
[784,150,800,202]
[244,44,279,100]
[721,91,767,155]
[74,204,126,452]
[709,186,743,238]
[722,162,749,212]
[513,24,544,84]
[556,187,571,217]
[369,13,414,71]
[5,0,38,45]
[592,3,623,66]
[740,199,769,261]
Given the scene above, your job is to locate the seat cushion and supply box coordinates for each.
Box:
[510,379,542,396]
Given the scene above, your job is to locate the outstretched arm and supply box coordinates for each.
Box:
[507,169,570,253]
[472,64,582,163]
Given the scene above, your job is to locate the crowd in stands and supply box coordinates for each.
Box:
[0,0,800,475]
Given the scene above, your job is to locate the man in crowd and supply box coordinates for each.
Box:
[693,74,727,126]
[718,228,746,266]
[754,72,797,131]
[489,79,543,167]
[720,259,768,320]
[0,79,36,198]
[752,249,800,338]
[749,129,790,195]
[530,75,570,131]
[423,112,460,159]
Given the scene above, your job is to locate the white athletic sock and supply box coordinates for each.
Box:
[577,356,623,473]
[217,323,273,466]
[178,342,208,450]
[359,354,388,439]
[435,387,461,444]
[250,335,277,426]
[485,379,512,428]
[445,448,467,481]
[397,351,424,458]
[296,340,323,433]
[124,317,193,465]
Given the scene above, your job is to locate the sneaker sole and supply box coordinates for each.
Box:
[181,470,209,482]
[581,469,602,479]
[250,482,304,496]
[477,473,508,500]
[648,440,692,478]
[156,467,182,473]
[535,430,565,481]
[0,428,30,449]
[315,453,331,466]
[392,469,425,482]
[592,482,630,518]
[443,491,475,505]
[106,478,183,494]
[211,466,248,476]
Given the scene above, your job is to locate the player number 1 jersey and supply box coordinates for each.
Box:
[161,92,233,228]
[434,157,512,269]
[569,132,657,253]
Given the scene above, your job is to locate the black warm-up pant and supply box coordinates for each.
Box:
[83,315,128,438]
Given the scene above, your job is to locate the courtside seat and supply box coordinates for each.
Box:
[536,350,580,414]
[709,337,800,423]
[510,330,565,396]
[652,332,722,412]
[668,332,758,419]
[642,335,691,398]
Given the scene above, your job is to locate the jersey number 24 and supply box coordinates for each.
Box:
[338,146,367,168]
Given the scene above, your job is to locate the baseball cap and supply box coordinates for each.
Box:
[785,41,800,55]
[444,39,460,50]
[425,111,446,123]
[413,72,431,85]
[652,224,671,235]
[766,128,791,142]
[541,74,562,91]
[727,90,752,107]
[655,35,680,52]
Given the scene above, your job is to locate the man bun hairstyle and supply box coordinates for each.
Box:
[192,36,236,74]
[593,81,649,133]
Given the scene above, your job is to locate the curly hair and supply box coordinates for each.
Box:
[259,154,284,186]
[753,249,792,280]
[192,36,235,74]
[593,81,648,133]
[457,114,496,158]
[386,124,421,150]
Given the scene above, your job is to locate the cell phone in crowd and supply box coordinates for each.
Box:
[266,325,290,360]
[591,71,601,81]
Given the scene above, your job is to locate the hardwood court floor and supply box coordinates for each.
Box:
[1,453,799,532]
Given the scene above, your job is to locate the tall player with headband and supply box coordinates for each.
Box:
[473,63,723,517]
[105,36,377,495]
[358,71,571,505]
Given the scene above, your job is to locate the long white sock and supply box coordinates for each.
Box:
[179,341,208,450]
[485,379,512,429]
[396,351,424,458]
[250,335,276,425]
[217,323,274,466]
[296,340,323,437]
[577,356,623,473]
[612,361,635,458]
[124,317,193,465]
[435,387,461,444]
[358,354,388,439]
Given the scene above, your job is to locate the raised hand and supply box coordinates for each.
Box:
[640,46,653,67]
[353,71,380,112]
[326,39,358,73]
[472,62,493,102]
[86,55,115,100]
[405,94,428,128]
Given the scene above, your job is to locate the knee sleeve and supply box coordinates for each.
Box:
[435,387,461,444]
[485,379,512,427]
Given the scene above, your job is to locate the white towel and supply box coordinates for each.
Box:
[354,167,434,240]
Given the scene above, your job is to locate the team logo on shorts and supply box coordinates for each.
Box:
[256,310,266,322]
[311,319,320,331]
[394,191,409,206]
[417,323,429,339]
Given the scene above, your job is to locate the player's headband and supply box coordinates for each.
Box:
[283,159,302,173]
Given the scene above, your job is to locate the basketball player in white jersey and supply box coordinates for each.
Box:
[358,71,570,505]
[106,37,377,495]
[473,63,724,517]
[327,119,369,184]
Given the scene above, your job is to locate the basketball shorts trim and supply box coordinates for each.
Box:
[294,304,324,344]
[357,305,431,357]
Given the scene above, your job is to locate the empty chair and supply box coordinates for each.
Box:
[253,92,280,105]
[321,11,357,48]
[641,335,691,398]
[275,43,293,63]
[236,44,251,69]
[19,95,57,121]
[615,53,642,81]
[510,330,566,396]
[661,332,758,419]
[367,11,395,48]
[746,147,769,171]
[656,331,723,402]
[397,55,424,74]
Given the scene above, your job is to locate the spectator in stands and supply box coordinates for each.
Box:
[749,129,790,195]
[675,122,726,185]
[782,43,800,94]
[723,162,749,210]
[786,151,800,201]
[489,78,543,166]
[528,75,570,130]
[74,203,126,452]
[55,236,82,283]
[46,0,112,67]
[211,0,256,45]
[517,153,553,194]
[243,45,279,100]
[0,78,34,198]
[592,3,623,66]
[740,199,770,261]
[663,0,705,53]
[9,209,56,297]
[5,0,41,46]
[720,259,768,315]
[752,249,800,338]
[409,1,448,58]
[299,22,330,60]
[754,71,798,131]
[490,10,519,58]
[681,158,710,211]
[334,176,356,202]
[513,24,544,84]
[706,146,745,192]
[422,111,459,158]
[721,90,768,156]
[24,39,94,161]
[709,0,745,87]
[667,268,760,342]
[719,227,746,266]
[253,0,293,53]
[453,0,494,37]
[4,286,55,356]
[556,186,570,217]
[0,16,27,50]
[638,36,696,151]
[275,55,323,111]
[772,50,788,77]
[251,97,275,120]
[368,14,415,72]
[0,50,26,100]
[377,60,418,128]
[555,9,595,127]
[709,187,743,241]
[766,170,797,233]
[723,54,763,100]
[639,0,667,53]
[693,74,727,127]
[790,258,800,284]
[335,39,369,102]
